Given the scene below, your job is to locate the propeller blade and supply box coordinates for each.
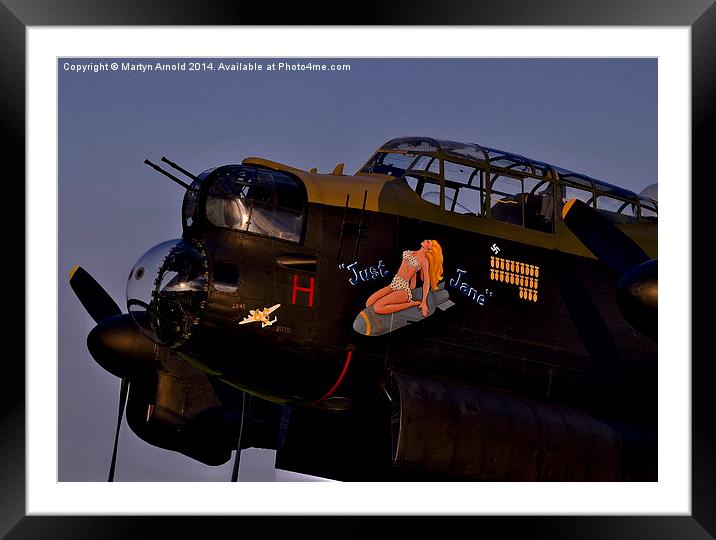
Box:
[69,266,122,324]
[562,199,657,341]
[68,267,143,480]
[108,376,130,482]
[561,199,649,276]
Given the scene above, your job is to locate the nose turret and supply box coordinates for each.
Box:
[126,238,209,348]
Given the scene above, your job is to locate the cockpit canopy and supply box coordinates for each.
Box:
[360,137,657,232]
[182,165,306,243]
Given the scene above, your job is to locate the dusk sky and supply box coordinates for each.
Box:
[58,57,657,481]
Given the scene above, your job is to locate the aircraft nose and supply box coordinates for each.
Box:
[87,314,155,378]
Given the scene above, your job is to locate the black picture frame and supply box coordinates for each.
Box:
[5,1,710,537]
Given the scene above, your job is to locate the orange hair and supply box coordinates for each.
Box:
[424,240,444,290]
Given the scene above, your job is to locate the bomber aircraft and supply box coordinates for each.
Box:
[69,137,658,481]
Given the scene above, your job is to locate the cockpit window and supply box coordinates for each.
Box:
[402,171,443,208]
[443,161,484,216]
[360,151,417,177]
[639,198,658,223]
[204,165,305,243]
[370,137,653,234]
[596,195,638,224]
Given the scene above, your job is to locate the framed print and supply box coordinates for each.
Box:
[6,1,710,537]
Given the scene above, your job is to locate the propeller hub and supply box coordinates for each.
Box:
[127,238,209,348]
[617,259,658,341]
[87,314,155,377]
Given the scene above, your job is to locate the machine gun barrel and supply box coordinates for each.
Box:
[143,159,198,191]
[161,156,201,183]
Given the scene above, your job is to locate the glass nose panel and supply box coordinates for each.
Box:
[127,238,208,348]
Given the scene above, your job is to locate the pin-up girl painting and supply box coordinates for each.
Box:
[365,239,444,317]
